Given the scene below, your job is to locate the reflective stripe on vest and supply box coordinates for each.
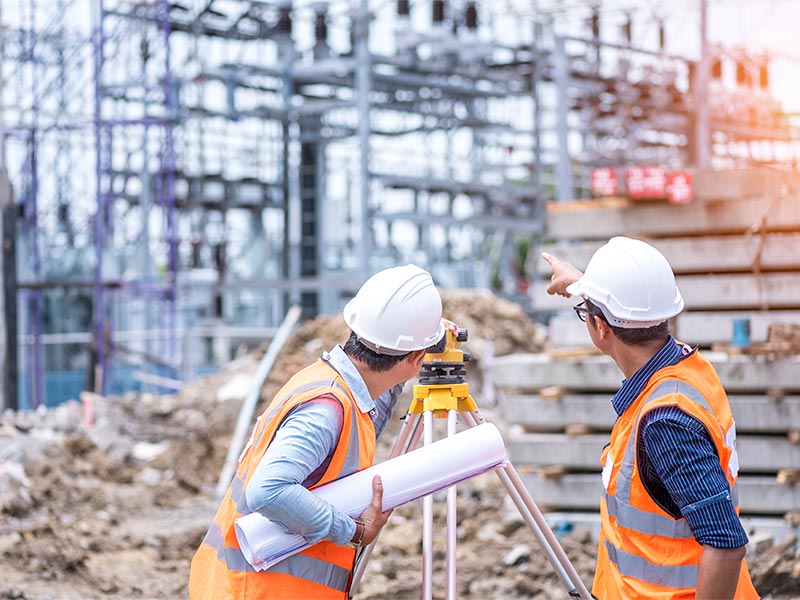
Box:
[204,489,353,592]
[264,554,351,593]
[605,540,699,589]
[604,492,693,539]
[230,475,249,515]
[203,523,256,573]
[342,401,362,475]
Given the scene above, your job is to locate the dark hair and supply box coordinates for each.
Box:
[585,299,671,346]
[343,331,411,372]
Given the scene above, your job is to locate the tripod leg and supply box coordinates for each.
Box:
[350,412,422,597]
[422,410,435,600]
[463,410,592,600]
[446,409,458,600]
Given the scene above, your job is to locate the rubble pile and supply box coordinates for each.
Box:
[0,355,256,599]
[0,290,797,599]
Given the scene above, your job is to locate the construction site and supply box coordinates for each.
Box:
[1,0,800,598]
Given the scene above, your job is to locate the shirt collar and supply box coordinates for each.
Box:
[610,336,684,417]
[321,344,375,414]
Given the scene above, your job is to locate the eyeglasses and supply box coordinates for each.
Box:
[573,301,590,322]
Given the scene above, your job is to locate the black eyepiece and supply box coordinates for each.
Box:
[427,331,448,354]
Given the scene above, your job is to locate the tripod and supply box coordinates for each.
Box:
[350,331,592,600]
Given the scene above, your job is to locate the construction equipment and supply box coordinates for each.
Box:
[349,329,592,600]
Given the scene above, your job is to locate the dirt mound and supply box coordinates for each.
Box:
[260,289,547,404]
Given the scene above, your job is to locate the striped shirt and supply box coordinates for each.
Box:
[610,336,749,549]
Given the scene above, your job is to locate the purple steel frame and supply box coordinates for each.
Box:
[90,0,179,394]
[91,0,108,394]
[157,0,178,372]
[22,3,45,408]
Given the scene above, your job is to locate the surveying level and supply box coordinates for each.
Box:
[350,327,591,600]
[411,329,477,417]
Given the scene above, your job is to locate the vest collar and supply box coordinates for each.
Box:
[321,345,376,415]
[611,336,684,418]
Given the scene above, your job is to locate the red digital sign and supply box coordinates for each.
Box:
[591,168,618,197]
[666,171,693,204]
[625,166,668,200]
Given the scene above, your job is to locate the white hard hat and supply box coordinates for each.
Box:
[566,236,684,329]
[343,264,445,355]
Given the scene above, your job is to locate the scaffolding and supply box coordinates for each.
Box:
[2,0,800,409]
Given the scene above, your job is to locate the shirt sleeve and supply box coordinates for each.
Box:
[641,407,749,549]
[244,398,357,546]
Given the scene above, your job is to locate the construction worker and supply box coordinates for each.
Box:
[189,264,453,599]
[543,237,759,600]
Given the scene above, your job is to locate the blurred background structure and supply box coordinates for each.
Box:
[2,0,800,409]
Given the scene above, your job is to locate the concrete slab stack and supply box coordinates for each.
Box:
[490,169,800,524]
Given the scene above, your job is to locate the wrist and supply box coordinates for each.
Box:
[348,519,366,548]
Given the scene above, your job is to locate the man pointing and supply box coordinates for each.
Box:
[543,237,758,600]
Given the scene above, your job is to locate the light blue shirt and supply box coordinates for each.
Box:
[244,345,403,546]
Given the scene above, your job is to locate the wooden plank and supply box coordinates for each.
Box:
[535,233,800,275]
[520,473,800,514]
[503,394,800,434]
[768,322,800,353]
[546,346,602,360]
[489,352,800,393]
[778,469,800,485]
[507,433,800,473]
[532,273,800,312]
[548,311,800,347]
[545,197,630,213]
[689,169,800,202]
[545,194,800,240]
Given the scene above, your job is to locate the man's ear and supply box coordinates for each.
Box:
[409,348,427,367]
[592,315,612,341]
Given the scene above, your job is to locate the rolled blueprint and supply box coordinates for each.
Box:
[235,422,507,570]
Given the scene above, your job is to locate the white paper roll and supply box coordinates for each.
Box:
[235,422,507,570]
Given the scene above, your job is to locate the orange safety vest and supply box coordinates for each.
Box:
[593,349,759,600]
[188,357,377,600]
